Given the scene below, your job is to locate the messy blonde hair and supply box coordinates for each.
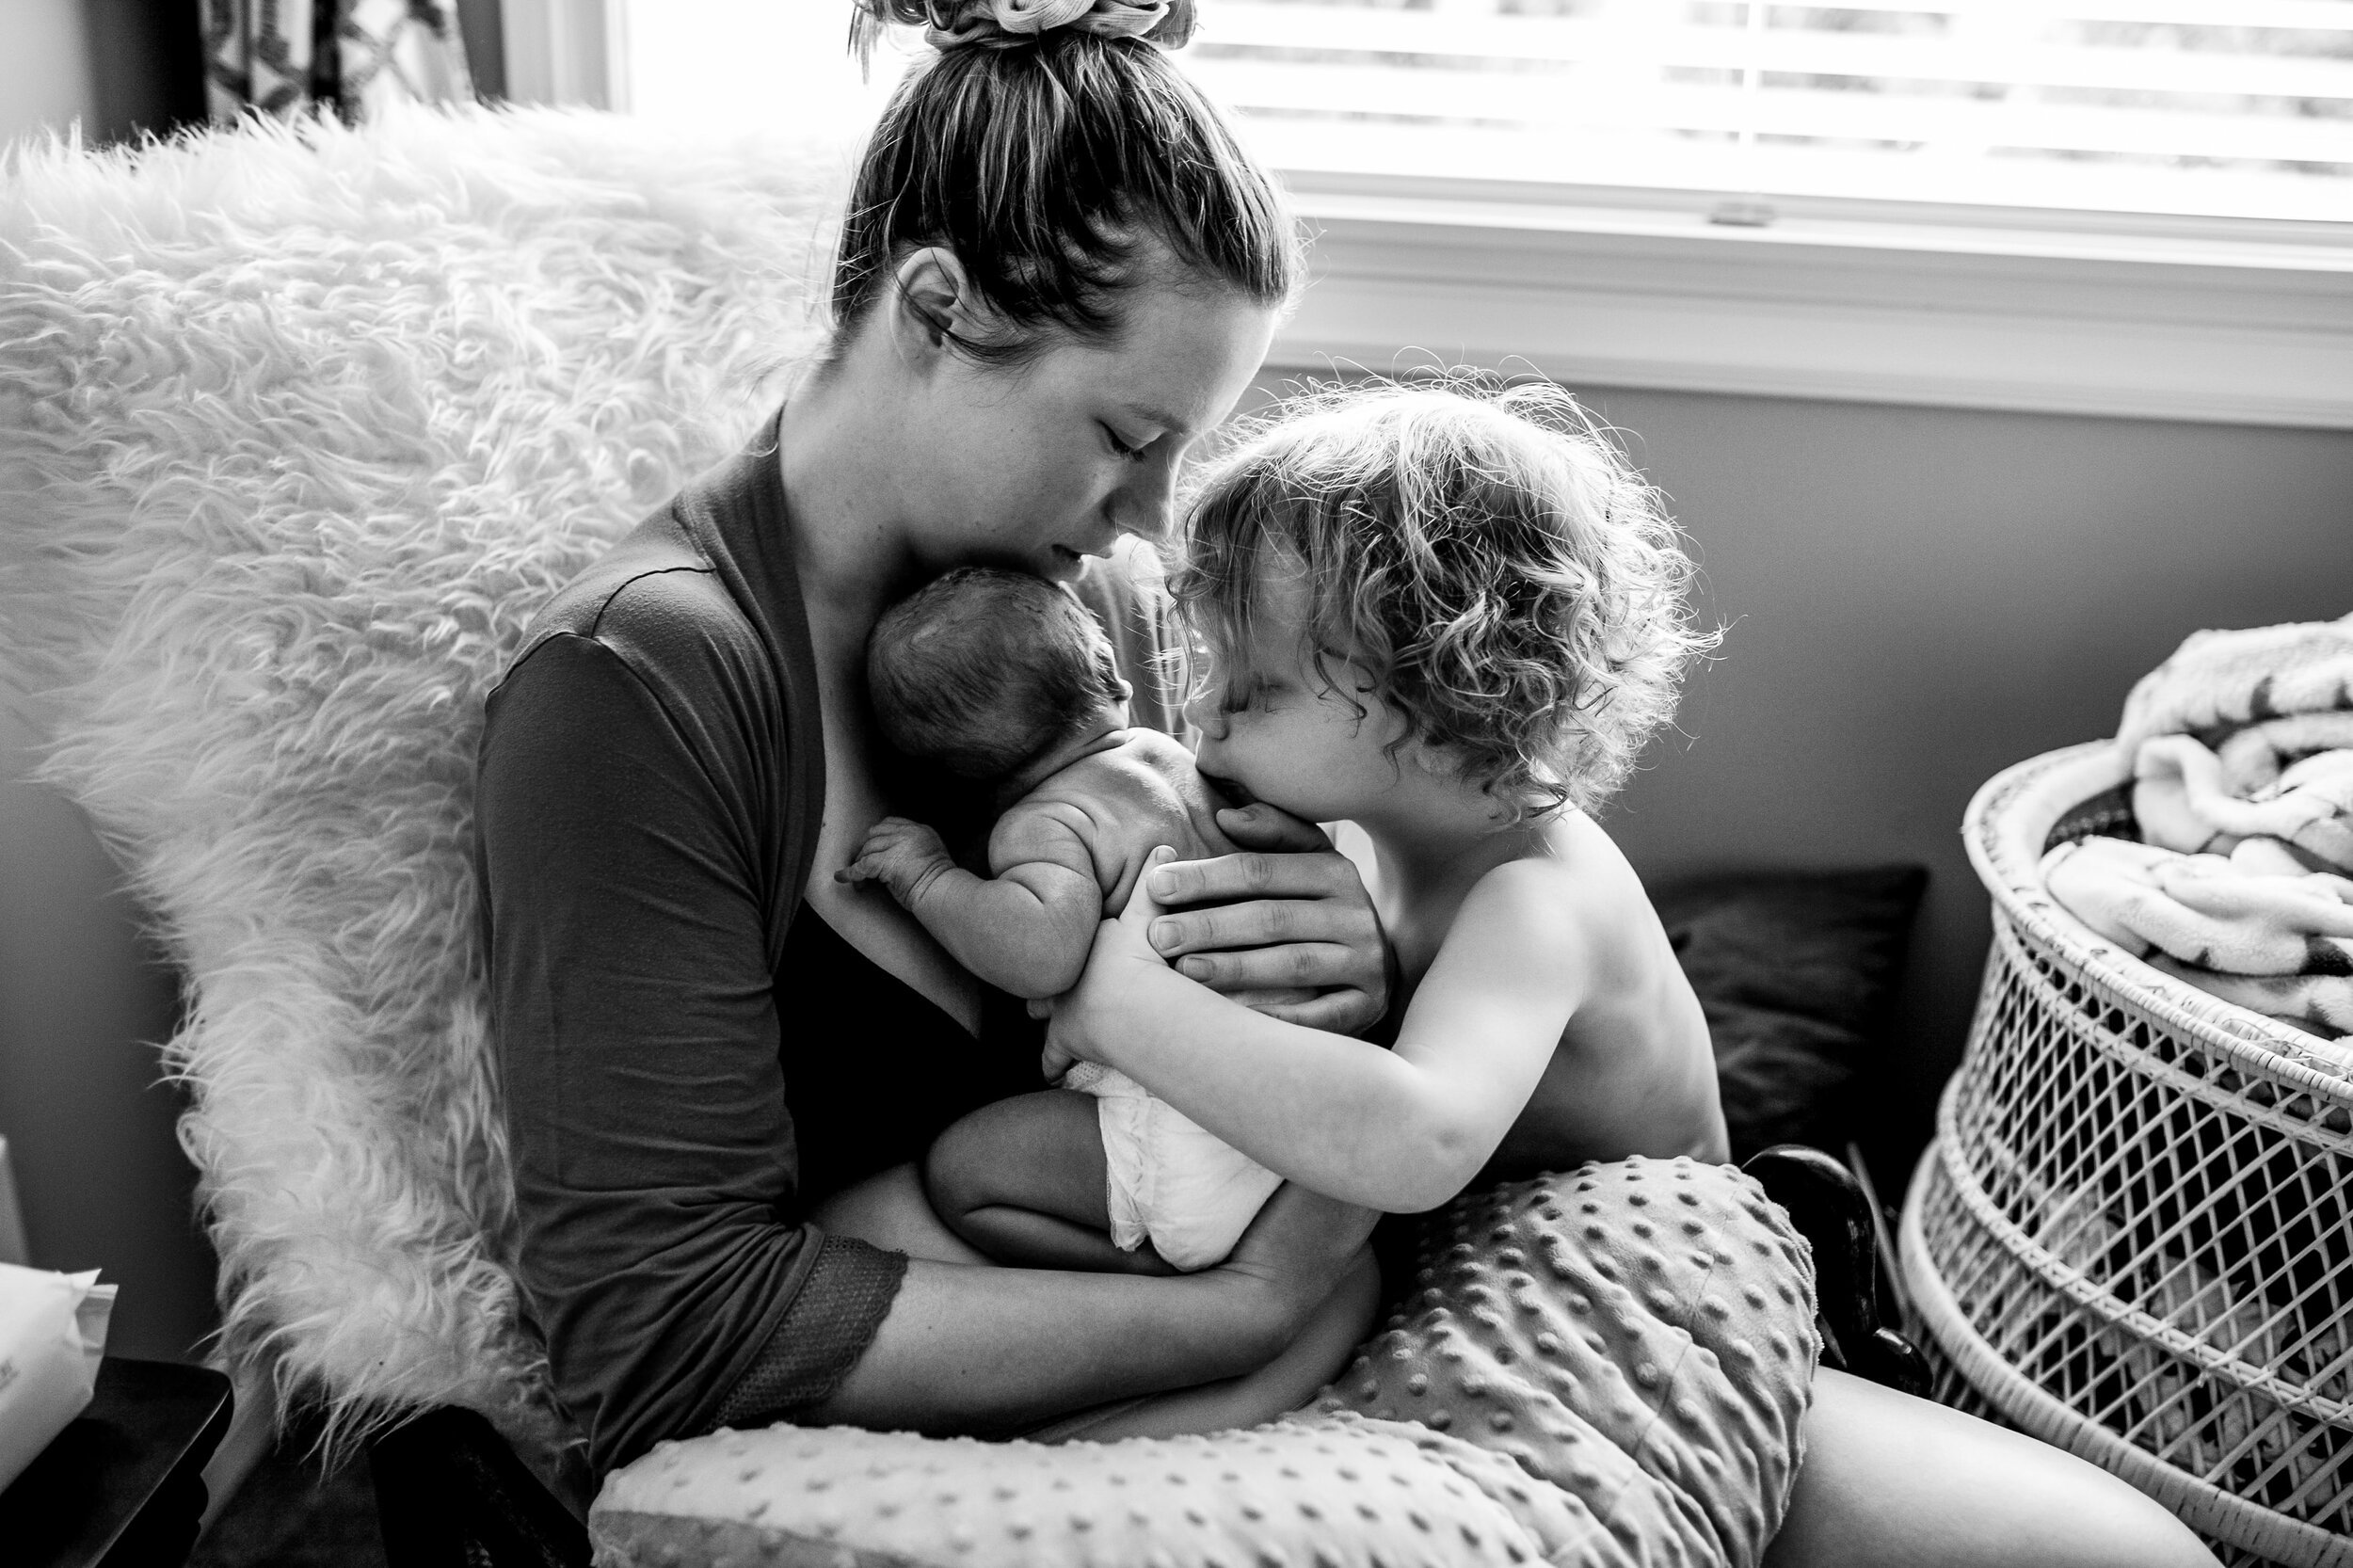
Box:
[1171,376,1719,819]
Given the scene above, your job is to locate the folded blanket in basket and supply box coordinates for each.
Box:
[2116,613,2353,754]
[2135,733,2353,875]
[2043,838,2353,978]
[2041,614,2353,1048]
[2042,837,2353,1048]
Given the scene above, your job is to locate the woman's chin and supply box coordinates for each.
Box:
[1041,544,1091,582]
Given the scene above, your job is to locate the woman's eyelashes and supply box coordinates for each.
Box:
[1100,423,1152,462]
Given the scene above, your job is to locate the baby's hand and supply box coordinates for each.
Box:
[836,817,954,905]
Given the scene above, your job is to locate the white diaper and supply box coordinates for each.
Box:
[1063,1064,1283,1272]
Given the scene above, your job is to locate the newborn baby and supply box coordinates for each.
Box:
[840,568,1285,1272]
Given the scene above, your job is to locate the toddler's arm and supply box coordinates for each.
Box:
[1049,856,1582,1211]
[839,808,1102,998]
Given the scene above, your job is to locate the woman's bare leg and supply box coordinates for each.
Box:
[1769,1368,2219,1568]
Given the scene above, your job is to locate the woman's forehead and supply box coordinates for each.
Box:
[1067,283,1275,425]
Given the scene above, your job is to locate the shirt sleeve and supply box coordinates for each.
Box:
[476,630,901,1475]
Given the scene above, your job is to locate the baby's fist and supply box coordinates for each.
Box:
[836,816,952,904]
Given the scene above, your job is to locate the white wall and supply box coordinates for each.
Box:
[0,0,98,149]
[0,708,216,1361]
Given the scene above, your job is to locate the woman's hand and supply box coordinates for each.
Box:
[1041,845,1187,1080]
[1144,804,1393,1035]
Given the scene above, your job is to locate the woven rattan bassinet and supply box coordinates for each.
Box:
[1901,742,2353,1568]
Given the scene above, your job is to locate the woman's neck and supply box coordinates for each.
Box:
[776,363,924,635]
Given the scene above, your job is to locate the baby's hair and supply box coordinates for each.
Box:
[1171,375,1719,818]
[868,567,1129,781]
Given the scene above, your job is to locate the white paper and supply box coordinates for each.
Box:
[0,1263,114,1495]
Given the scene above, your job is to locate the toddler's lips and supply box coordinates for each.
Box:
[1204,773,1258,811]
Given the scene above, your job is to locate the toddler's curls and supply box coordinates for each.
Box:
[1171,375,1720,819]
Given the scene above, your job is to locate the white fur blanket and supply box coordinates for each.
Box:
[0,104,845,1452]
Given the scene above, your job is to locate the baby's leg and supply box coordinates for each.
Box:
[924,1090,1177,1275]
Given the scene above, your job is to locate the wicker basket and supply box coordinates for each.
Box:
[1901,742,2353,1568]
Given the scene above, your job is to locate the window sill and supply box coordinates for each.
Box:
[1270,178,2353,429]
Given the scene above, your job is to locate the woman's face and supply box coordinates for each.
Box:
[897,275,1279,583]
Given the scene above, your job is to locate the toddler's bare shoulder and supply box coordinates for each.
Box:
[1460,849,1655,966]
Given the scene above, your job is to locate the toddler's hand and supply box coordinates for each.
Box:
[1042,844,1179,1080]
[835,817,953,905]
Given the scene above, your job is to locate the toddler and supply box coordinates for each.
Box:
[960,378,1730,1239]
[840,567,1289,1272]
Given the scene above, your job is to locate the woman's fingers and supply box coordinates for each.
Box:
[1148,846,1355,913]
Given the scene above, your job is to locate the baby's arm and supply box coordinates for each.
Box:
[1049,857,1581,1211]
[838,808,1102,998]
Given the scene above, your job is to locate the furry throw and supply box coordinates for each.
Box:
[0,103,847,1453]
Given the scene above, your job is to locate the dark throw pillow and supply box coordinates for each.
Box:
[1654,866,1929,1161]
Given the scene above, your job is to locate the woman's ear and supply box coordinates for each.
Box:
[889,247,1002,366]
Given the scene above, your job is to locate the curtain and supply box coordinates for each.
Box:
[202,0,473,122]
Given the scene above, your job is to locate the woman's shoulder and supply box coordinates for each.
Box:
[506,511,772,701]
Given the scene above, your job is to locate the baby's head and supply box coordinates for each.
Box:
[1172,377,1716,821]
[868,567,1130,782]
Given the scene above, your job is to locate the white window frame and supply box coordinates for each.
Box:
[510,0,2353,430]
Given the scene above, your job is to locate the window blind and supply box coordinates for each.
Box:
[1184,0,2353,222]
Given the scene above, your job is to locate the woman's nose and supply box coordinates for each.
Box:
[1112,455,1181,543]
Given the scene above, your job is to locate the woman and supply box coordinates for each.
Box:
[475,5,2216,1563]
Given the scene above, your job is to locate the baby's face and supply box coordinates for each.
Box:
[1184,570,1419,826]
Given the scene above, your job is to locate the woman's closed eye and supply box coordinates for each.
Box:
[1100,423,1152,462]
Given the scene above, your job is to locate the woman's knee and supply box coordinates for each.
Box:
[1769,1368,2218,1568]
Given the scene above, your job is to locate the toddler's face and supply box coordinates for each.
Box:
[1185,570,1418,825]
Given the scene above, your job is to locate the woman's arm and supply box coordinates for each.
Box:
[807,1176,1378,1435]
[1049,854,1583,1211]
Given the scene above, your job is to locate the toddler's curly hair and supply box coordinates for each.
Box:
[1171,376,1719,819]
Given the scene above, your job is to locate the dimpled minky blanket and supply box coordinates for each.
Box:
[2045,615,2353,1053]
[0,104,846,1456]
[596,1161,1819,1568]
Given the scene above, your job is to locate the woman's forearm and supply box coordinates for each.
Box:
[1089,970,1481,1210]
[812,1180,1378,1435]
[812,1259,1277,1433]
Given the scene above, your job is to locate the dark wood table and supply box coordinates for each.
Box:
[0,1357,234,1568]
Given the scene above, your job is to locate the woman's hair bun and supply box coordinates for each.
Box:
[852,0,1197,56]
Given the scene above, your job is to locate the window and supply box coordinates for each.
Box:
[1188,0,2353,225]
[581,0,2353,424]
